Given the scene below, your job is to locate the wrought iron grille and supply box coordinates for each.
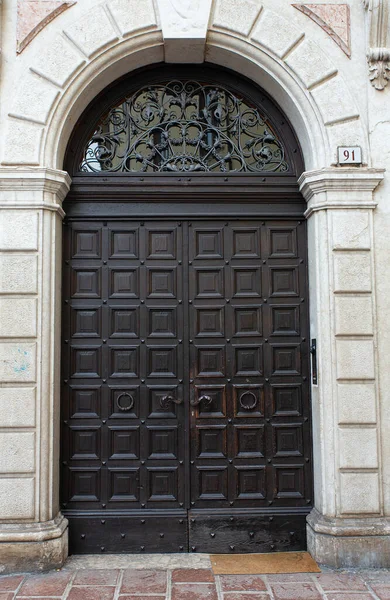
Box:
[80,80,290,173]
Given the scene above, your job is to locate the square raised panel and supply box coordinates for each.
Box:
[148,268,176,298]
[148,386,179,419]
[70,386,101,419]
[271,385,301,416]
[110,347,138,378]
[109,228,138,259]
[235,425,264,458]
[148,468,178,501]
[194,385,226,418]
[110,268,139,298]
[71,308,101,338]
[234,345,262,376]
[71,268,101,299]
[275,466,304,498]
[271,306,300,336]
[197,425,227,458]
[195,268,224,298]
[268,227,297,257]
[109,469,139,502]
[271,344,300,375]
[110,307,138,338]
[71,346,101,378]
[273,424,303,457]
[195,308,224,337]
[233,268,261,297]
[198,467,227,500]
[70,426,100,460]
[234,385,264,417]
[109,426,139,459]
[235,467,265,499]
[110,387,138,418]
[148,308,176,338]
[270,267,299,297]
[148,346,177,378]
[72,228,101,259]
[232,228,260,258]
[148,427,177,459]
[196,346,225,377]
[147,229,176,259]
[234,306,262,336]
[194,229,223,259]
[70,468,100,502]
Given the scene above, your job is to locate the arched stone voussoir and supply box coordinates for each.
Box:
[2,0,367,170]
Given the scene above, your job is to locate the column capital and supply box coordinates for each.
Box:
[0,167,71,214]
[298,167,385,216]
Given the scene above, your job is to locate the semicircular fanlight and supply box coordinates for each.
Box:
[79,80,289,174]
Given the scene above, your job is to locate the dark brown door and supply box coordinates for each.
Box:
[61,216,312,554]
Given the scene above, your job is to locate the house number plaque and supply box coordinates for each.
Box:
[338,146,362,164]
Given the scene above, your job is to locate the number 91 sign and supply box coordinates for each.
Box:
[338,146,362,165]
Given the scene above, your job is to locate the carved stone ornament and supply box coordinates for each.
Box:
[156,0,213,62]
[363,0,390,90]
[293,4,351,58]
[17,0,76,54]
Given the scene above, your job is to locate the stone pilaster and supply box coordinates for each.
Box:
[0,167,70,573]
[299,167,389,567]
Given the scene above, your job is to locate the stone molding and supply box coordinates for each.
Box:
[0,167,71,215]
[298,167,385,215]
[363,0,390,89]
[308,508,390,537]
[0,512,67,543]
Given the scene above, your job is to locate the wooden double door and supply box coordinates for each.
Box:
[61,215,312,554]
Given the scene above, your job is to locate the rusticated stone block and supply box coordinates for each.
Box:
[213,0,262,36]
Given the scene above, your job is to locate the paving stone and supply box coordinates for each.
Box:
[267,573,315,582]
[223,594,270,600]
[121,570,167,594]
[0,593,15,600]
[172,583,218,599]
[73,569,120,586]
[369,585,390,600]
[17,570,72,596]
[315,574,367,592]
[67,586,116,600]
[120,597,166,600]
[324,594,375,600]
[219,575,267,592]
[271,582,322,600]
[172,569,215,583]
[0,575,25,591]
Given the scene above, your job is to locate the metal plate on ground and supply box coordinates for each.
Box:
[188,512,307,554]
[68,513,188,554]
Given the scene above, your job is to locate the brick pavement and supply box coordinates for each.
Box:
[1,564,390,600]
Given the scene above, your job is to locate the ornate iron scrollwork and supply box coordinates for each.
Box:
[116,392,134,412]
[239,391,257,411]
[80,80,289,174]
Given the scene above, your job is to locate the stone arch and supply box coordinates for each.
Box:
[1,1,368,172]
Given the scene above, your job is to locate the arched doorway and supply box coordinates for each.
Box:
[61,64,312,554]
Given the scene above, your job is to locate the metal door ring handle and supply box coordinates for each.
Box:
[239,391,257,411]
[117,392,135,412]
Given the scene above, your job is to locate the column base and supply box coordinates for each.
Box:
[307,508,390,568]
[0,513,68,574]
